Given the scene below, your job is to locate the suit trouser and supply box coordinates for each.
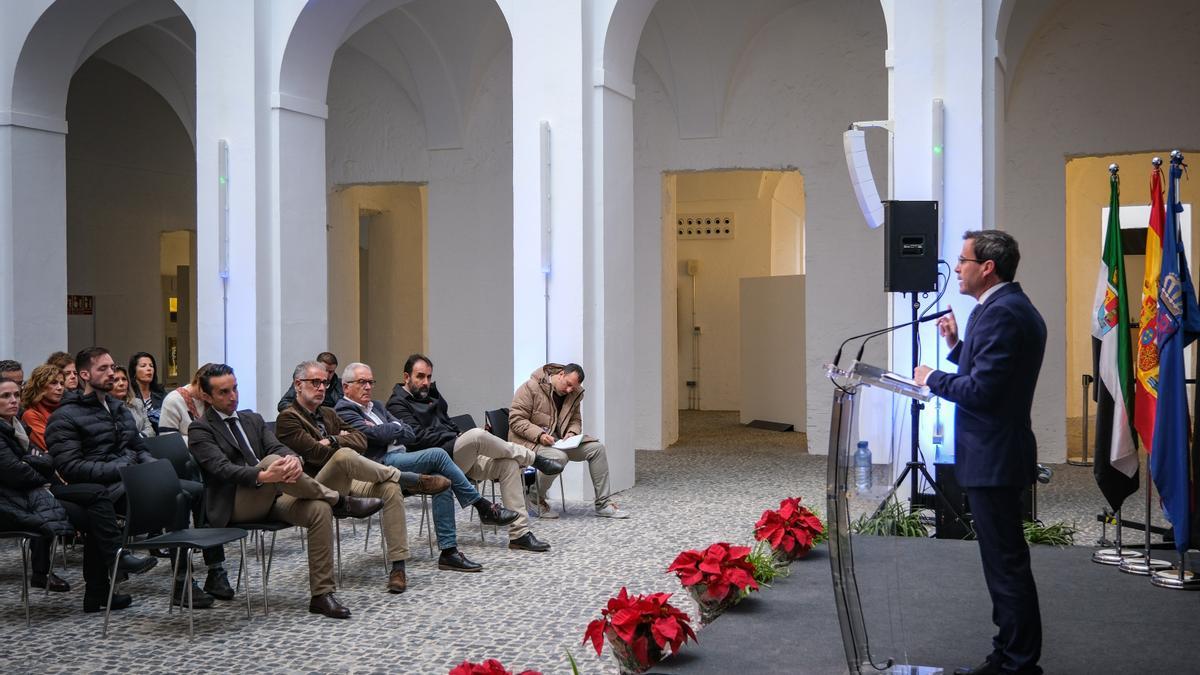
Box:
[230,455,340,596]
[452,428,537,466]
[535,440,611,509]
[451,449,528,541]
[31,483,122,597]
[313,447,408,563]
[965,486,1042,673]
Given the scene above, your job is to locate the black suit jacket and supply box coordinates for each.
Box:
[926,283,1047,488]
[187,408,296,527]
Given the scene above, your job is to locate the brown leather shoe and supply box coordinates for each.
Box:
[387,568,408,593]
[408,474,452,495]
[331,495,383,519]
[308,592,351,619]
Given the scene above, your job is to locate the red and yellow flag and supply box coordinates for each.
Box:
[1133,166,1165,449]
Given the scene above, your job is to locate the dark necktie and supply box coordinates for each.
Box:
[225,417,258,465]
[965,305,982,336]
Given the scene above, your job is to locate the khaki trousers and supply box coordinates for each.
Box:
[230,455,339,596]
[313,447,408,563]
[453,428,537,466]
[535,440,611,509]
[452,445,528,540]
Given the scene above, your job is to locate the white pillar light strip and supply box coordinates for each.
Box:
[218,139,230,280]
[539,120,552,275]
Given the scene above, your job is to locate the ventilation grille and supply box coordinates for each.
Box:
[676,213,734,240]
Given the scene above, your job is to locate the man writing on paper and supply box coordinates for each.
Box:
[509,363,629,520]
[913,230,1045,675]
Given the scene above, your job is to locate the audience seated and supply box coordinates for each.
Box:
[20,364,64,452]
[111,366,155,438]
[387,353,562,553]
[510,363,628,519]
[187,363,383,619]
[127,352,165,434]
[0,377,156,612]
[158,364,212,439]
[277,360,448,593]
[0,359,23,392]
[45,347,229,608]
[45,352,78,391]
[277,351,343,412]
[335,361,521,573]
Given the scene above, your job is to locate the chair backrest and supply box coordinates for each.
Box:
[119,460,185,537]
[450,413,476,432]
[142,433,199,482]
[484,408,509,440]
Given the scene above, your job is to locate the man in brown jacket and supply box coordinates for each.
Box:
[509,363,628,519]
[276,360,450,594]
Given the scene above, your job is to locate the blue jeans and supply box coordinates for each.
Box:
[380,448,479,550]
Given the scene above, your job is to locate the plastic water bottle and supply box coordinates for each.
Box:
[854,441,873,493]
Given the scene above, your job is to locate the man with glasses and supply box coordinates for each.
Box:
[277,351,343,412]
[277,360,450,593]
[914,230,1046,675]
[336,362,521,573]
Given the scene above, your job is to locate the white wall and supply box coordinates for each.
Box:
[633,0,888,451]
[65,59,195,372]
[740,274,806,429]
[1002,0,1200,463]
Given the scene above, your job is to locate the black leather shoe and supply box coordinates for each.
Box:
[172,580,215,609]
[438,549,483,572]
[309,592,351,619]
[31,572,70,593]
[954,660,1003,675]
[331,495,383,519]
[84,593,132,613]
[149,548,172,558]
[118,552,158,575]
[508,532,551,552]
[478,502,520,526]
[204,568,235,601]
[532,455,566,475]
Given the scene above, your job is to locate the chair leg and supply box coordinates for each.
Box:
[235,544,245,593]
[297,526,306,550]
[263,531,277,616]
[240,538,251,620]
[422,495,434,556]
[560,481,567,515]
[490,481,499,534]
[20,538,30,628]
[185,551,194,639]
[380,524,389,574]
[334,518,342,588]
[44,536,58,598]
[168,548,181,615]
[364,515,372,552]
[101,546,124,638]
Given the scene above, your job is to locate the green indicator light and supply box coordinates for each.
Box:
[933,145,943,154]
[219,176,227,184]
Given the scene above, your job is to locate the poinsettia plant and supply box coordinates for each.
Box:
[667,542,759,601]
[583,587,697,670]
[754,496,825,560]
[447,659,540,675]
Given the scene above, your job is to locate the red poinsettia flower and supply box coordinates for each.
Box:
[582,587,697,666]
[754,496,825,557]
[447,659,541,675]
[667,542,758,601]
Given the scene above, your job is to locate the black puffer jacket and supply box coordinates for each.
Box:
[385,383,459,452]
[46,390,152,499]
[0,420,72,536]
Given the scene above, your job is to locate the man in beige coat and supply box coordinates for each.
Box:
[509,363,628,519]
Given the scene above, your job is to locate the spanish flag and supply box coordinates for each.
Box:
[1133,166,1165,449]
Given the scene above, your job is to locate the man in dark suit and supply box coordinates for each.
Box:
[915,230,1046,675]
[187,363,383,619]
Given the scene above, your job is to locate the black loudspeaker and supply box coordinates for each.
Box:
[884,200,939,293]
[933,462,1033,539]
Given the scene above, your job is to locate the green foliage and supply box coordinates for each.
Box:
[745,540,789,595]
[567,650,581,675]
[1023,520,1076,547]
[851,497,929,537]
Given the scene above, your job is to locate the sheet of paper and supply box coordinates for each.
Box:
[553,434,583,450]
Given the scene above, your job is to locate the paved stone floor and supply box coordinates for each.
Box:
[0,412,1144,674]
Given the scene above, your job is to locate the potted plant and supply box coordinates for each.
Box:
[448,660,540,675]
[583,587,697,674]
[754,496,826,562]
[667,542,758,623]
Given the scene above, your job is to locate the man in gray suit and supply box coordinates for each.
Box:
[187,363,382,619]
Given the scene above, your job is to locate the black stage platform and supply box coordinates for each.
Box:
[651,536,1197,674]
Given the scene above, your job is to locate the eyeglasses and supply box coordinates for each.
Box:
[298,378,329,389]
[348,379,376,386]
[957,256,986,265]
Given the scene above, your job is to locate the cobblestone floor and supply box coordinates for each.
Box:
[0,411,1127,674]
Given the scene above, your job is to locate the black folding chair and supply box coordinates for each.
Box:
[232,520,291,616]
[1,531,59,627]
[104,460,249,638]
[142,434,200,482]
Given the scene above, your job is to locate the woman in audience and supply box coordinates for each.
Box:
[112,366,155,437]
[128,351,165,433]
[46,351,78,391]
[20,364,65,452]
[158,364,212,440]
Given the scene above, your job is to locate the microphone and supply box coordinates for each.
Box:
[833,308,953,366]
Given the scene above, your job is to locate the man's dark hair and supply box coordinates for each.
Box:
[562,363,586,383]
[404,353,433,375]
[198,363,235,396]
[75,347,111,373]
[964,230,1020,282]
[0,359,21,375]
[316,352,338,366]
